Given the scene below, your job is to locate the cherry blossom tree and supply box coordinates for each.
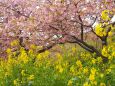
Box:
[0,0,115,62]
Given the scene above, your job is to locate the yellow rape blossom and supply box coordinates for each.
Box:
[44,51,50,57]
[11,40,19,46]
[72,47,76,53]
[57,53,63,60]
[18,48,29,64]
[100,83,106,86]
[103,31,107,36]
[91,68,96,75]
[92,58,96,64]
[100,73,104,78]
[108,32,113,36]
[21,70,26,76]
[83,67,89,74]
[37,54,42,60]
[63,61,68,68]
[28,49,34,55]
[70,65,75,73]
[5,72,9,77]
[6,48,12,54]
[112,52,115,57]
[89,68,96,81]
[28,75,35,80]
[93,81,97,86]
[89,74,95,81]
[95,23,104,37]
[76,60,82,68]
[56,65,63,73]
[102,46,108,57]
[106,68,111,74]
[97,57,103,63]
[67,79,73,86]
[46,61,51,68]
[101,10,110,21]
[30,44,36,49]
[83,82,91,86]
[18,54,29,64]
[13,80,17,85]
[13,78,19,85]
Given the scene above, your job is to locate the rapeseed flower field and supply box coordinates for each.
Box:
[0,41,115,86]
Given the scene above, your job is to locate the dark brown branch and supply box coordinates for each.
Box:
[78,15,84,41]
[67,34,108,63]
[38,43,56,53]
